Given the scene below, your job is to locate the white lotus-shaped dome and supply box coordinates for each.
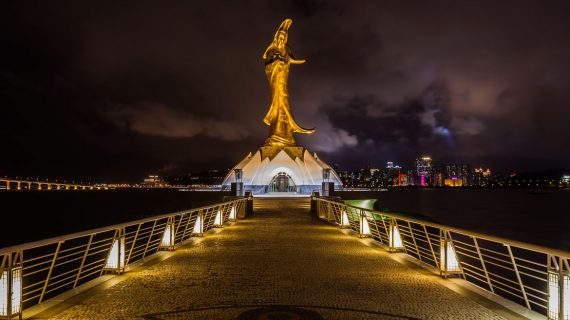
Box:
[222,147,342,191]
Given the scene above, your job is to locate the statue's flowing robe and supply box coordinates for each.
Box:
[263,47,313,146]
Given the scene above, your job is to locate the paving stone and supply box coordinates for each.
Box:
[49,199,506,320]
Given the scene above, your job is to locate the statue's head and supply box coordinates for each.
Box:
[273,19,292,46]
[263,19,293,60]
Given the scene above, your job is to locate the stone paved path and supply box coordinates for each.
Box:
[46,198,507,319]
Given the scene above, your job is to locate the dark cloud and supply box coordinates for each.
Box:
[1,1,569,181]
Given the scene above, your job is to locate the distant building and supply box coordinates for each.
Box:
[415,156,433,186]
[398,173,409,186]
[385,162,401,186]
[444,177,463,187]
[143,175,168,187]
[471,167,492,186]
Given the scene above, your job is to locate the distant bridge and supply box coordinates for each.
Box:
[0,178,104,191]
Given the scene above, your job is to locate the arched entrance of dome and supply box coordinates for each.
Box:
[268,172,297,193]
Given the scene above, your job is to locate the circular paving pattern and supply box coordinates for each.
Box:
[237,305,323,320]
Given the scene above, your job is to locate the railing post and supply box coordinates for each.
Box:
[126,224,142,265]
[506,244,530,309]
[39,241,63,303]
[74,234,94,288]
[0,252,22,320]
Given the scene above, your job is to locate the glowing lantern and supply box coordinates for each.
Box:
[359,213,371,237]
[548,264,570,320]
[192,214,203,236]
[340,210,350,228]
[104,235,125,273]
[160,222,175,250]
[229,207,236,221]
[0,264,22,318]
[440,238,461,275]
[214,210,223,227]
[389,222,404,251]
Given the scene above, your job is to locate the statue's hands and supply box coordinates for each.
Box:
[290,58,306,64]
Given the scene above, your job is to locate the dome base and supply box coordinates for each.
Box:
[222,146,342,195]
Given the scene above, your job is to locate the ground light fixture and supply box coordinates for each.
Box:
[229,207,236,221]
[193,214,204,236]
[359,212,371,237]
[104,232,125,274]
[389,222,404,252]
[340,210,350,228]
[160,220,175,250]
[0,257,22,320]
[439,233,461,276]
[214,210,223,227]
[548,256,570,320]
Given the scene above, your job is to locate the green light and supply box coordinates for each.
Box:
[344,199,377,210]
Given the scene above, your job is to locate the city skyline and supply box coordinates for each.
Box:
[2,1,570,181]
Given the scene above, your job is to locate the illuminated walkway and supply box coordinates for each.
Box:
[41,199,517,319]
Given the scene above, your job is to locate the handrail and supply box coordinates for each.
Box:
[315,197,568,319]
[0,205,217,255]
[318,197,570,259]
[0,197,248,319]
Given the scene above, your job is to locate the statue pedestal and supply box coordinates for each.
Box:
[222,146,342,195]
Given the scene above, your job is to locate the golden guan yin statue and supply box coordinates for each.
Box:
[221,18,343,194]
[262,19,315,147]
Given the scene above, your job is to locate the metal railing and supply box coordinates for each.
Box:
[0,198,247,319]
[315,197,569,320]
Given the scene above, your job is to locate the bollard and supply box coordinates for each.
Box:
[245,192,254,216]
[310,191,318,214]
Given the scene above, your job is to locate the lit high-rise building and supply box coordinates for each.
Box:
[415,156,433,186]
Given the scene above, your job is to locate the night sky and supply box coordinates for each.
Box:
[2,1,570,182]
